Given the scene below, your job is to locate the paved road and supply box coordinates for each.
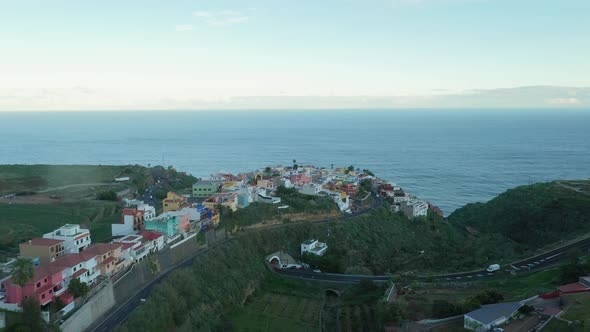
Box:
[276,235,590,284]
[89,191,383,331]
[90,238,234,332]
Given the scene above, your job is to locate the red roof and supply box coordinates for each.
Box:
[558,282,590,294]
[53,253,92,268]
[140,231,163,241]
[75,233,90,240]
[121,242,135,250]
[102,256,116,265]
[72,268,88,278]
[83,243,122,256]
[24,238,64,246]
[122,208,138,215]
[59,291,75,304]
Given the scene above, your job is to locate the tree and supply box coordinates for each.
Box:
[21,296,43,332]
[432,300,463,318]
[97,190,118,201]
[11,257,34,287]
[68,278,90,299]
[49,297,66,314]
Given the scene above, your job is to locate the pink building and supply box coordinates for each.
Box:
[2,264,70,306]
[290,174,312,186]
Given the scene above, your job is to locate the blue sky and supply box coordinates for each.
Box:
[1,0,589,110]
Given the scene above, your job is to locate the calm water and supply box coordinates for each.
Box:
[1,110,589,214]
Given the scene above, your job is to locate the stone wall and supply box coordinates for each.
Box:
[60,281,116,332]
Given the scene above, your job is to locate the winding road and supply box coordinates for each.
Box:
[87,189,589,330]
[275,236,590,284]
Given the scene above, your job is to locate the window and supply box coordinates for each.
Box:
[51,247,54,252]
[107,264,110,268]
[36,282,41,288]
[74,267,77,272]
[49,289,52,294]
[103,255,106,259]
[44,278,47,282]
[41,294,45,299]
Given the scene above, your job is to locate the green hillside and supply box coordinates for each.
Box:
[448,181,590,249]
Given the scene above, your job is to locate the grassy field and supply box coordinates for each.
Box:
[233,292,321,332]
[543,318,585,332]
[0,200,119,256]
[0,164,143,194]
[483,268,562,299]
[397,268,563,320]
[339,304,378,332]
[562,293,590,322]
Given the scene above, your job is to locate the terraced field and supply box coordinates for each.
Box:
[233,292,321,332]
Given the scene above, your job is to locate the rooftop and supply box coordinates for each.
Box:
[24,238,64,246]
[466,302,523,325]
[72,268,88,279]
[140,231,164,241]
[558,281,590,294]
[53,253,92,268]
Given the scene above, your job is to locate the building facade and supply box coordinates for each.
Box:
[301,239,328,256]
[192,180,221,197]
[19,238,65,265]
[43,224,91,254]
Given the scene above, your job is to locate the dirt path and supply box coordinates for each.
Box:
[37,182,115,193]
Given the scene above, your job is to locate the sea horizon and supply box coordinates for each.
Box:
[1,109,589,215]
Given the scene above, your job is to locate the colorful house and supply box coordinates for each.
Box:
[112,208,145,237]
[162,192,188,212]
[2,264,69,307]
[192,180,221,198]
[19,238,65,265]
[290,174,312,186]
[83,243,125,277]
[145,215,182,238]
[204,192,238,212]
[139,231,166,252]
[43,224,91,254]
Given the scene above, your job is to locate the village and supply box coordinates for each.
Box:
[0,163,434,326]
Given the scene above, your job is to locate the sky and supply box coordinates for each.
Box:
[0,0,589,110]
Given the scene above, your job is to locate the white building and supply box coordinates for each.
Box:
[299,183,322,196]
[301,239,328,256]
[43,224,91,254]
[400,199,428,219]
[139,231,166,253]
[114,234,149,262]
[123,199,156,220]
[256,190,281,204]
[393,191,410,203]
[464,302,522,331]
[53,253,100,287]
[325,191,351,213]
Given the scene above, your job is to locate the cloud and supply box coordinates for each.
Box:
[192,10,249,25]
[545,97,581,105]
[175,24,194,32]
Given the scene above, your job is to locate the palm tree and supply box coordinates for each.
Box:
[12,257,35,287]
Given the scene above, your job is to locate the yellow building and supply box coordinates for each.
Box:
[162,191,188,212]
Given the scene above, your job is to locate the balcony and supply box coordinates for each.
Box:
[53,283,67,296]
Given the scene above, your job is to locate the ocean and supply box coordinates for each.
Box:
[1,110,589,215]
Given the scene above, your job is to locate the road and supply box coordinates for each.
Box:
[89,192,382,331]
[275,235,590,284]
[90,238,234,332]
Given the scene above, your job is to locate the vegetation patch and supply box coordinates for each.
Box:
[449,181,590,249]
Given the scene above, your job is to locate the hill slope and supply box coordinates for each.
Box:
[448,181,590,249]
